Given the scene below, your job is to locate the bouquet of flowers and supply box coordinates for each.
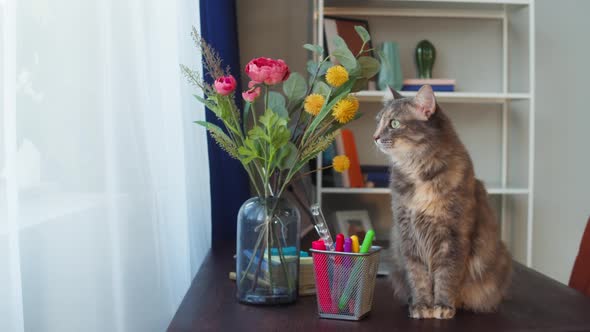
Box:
[182,26,380,304]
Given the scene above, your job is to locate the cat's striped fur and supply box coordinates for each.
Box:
[374,86,512,319]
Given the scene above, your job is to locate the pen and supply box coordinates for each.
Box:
[338,230,375,311]
[310,203,335,251]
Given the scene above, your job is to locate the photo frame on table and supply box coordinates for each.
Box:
[334,210,373,240]
[324,16,376,90]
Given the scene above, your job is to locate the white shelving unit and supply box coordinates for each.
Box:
[313,0,535,266]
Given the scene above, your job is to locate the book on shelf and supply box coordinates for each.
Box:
[361,165,390,188]
[340,129,364,188]
[333,132,350,187]
[324,130,364,188]
[402,78,456,92]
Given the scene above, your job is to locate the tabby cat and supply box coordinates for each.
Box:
[374,85,512,319]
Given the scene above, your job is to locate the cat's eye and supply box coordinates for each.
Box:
[390,119,401,129]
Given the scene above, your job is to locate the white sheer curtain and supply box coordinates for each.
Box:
[1,0,211,331]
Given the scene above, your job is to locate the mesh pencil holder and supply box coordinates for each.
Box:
[310,246,381,320]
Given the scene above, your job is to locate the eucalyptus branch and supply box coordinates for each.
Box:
[357,41,368,58]
[293,55,330,146]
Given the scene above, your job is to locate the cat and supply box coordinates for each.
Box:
[374,85,512,319]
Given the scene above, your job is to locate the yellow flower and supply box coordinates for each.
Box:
[332,155,350,173]
[326,65,349,87]
[332,95,359,124]
[304,94,325,116]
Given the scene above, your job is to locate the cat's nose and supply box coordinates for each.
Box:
[373,134,380,142]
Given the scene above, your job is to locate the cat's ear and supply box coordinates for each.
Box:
[388,86,404,100]
[414,85,436,120]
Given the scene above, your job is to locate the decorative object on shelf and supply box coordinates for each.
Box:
[377,41,403,91]
[181,26,380,305]
[415,39,436,79]
[335,210,373,241]
[402,78,456,92]
[324,16,377,90]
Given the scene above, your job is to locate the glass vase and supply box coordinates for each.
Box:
[378,41,403,91]
[236,196,301,304]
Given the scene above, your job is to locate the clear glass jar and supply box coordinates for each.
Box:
[236,196,301,304]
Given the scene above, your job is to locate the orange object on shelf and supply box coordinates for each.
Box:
[340,129,364,188]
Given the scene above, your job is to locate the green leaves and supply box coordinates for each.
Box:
[238,138,260,164]
[354,26,370,43]
[258,108,290,149]
[303,43,324,55]
[332,36,358,71]
[277,142,297,170]
[239,108,294,173]
[242,101,251,130]
[283,73,307,111]
[358,56,380,79]
[307,60,332,76]
[313,81,331,95]
[268,91,288,119]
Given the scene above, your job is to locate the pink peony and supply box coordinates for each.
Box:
[242,86,261,103]
[245,57,290,85]
[214,75,237,96]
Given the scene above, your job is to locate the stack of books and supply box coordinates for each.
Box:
[322,129,364,188]
[298,256,315,296]
[402,78,456,92]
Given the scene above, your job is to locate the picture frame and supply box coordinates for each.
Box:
[334,210,373,240]
[324,16,376,90]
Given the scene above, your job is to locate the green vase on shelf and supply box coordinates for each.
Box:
[378,41,403,91]
[415,40,436,79]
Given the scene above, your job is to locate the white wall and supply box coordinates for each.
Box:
[532,0,590,284]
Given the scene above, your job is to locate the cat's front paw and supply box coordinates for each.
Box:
[409,304,433,319]
[432,305,455,319]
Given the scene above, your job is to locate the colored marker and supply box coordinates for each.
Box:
[312,240,334,313]
[335,234,344,252]
[350,235,360,253]
[360,230,375,254]
[344,238,352,253]
[343,238,353,313]
[338,230,375,311]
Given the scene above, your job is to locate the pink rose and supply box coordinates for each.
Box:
[242,87,261,103]
[245,57,290,85]
[214,75,237,96]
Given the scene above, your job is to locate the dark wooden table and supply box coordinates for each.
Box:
[168,245,590,332]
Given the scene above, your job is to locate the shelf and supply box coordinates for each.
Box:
[387,0,530,3]
[324,0,530,19]
[324,7,506,19]
[352,90,530,104]
[321,187,529,195]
